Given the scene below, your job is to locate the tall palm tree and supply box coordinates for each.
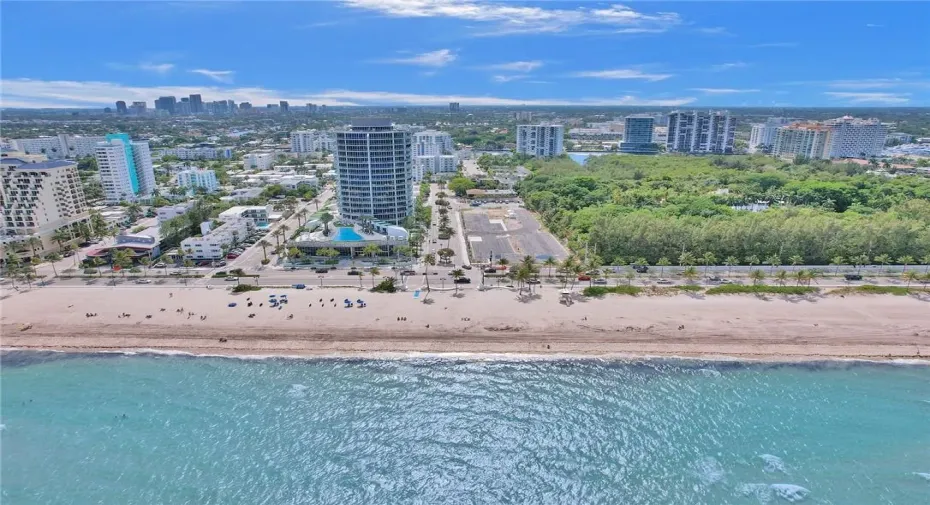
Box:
[897,255,915,273]
[903,270,919,290]
[45,252,62,278]
[279,224,291,242]
[678,251,695,268]
[450,268,464,293]
[749,269,766,285]
[543,256,557,278]
[774,269,788,286]
[788,254,803,271]
[874,254,891,271]
[362,244,381,261]
[320,212,334,236]
[765,254,781,273]
[682,266,698,285]
[656,257,671,277]
[701,252,717,277]
[369,266,381,288]
[258,239,271,262]
[26,236,43,257]
[140,256,151,277]
[830,255,845,276]
[422,253,436,291]
[52,229,72,251]
[723,256,739,278]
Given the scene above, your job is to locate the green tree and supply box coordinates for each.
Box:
[127,203,143,223]
[183,258,194,276]
[5,251,24,287]
[745,255,760,270]
[112,249,133,278]
[52,228,72,251]
[678,251,695,268]
[26,236,43,257]
[774,269,788,286]
[830,255,846,276]
[897,255,915,273]
[749,269,766,285]
[701,252,717,277]
[854,254,870,274]
[902,270,919,290]
[788,254,803,271]
[44,252,61,278]
[450,268,465,293]
[258,239,271,261]
[543,256,557,278]
[369,266,381,289]
[447,176,476,197]
[874,254,891,270]
[723,255,739,278]
[91,257,105,277]
[139,256,151,277]
[287,247,302,264]
[682,266,699,284]
[437,247,455,264]
[765,254,781,273]
[656,257,671,277]
[320,212,334,236]
[362,244,381,261]
[422,253,436,291]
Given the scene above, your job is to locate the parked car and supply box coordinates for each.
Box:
[292,284,306,290]
[348,270,362,276]
[462,265,472,270]
[633,265,649,273]
[226,254,238,259]
[844,274,863,281]
[135,279,152,284]
[453,277,471,284]
[656,279,673,285]
[153,262,166,268]
[314,268,329,274]
[170,271,183,276]
[401,270,417,276]
[706,276,722,282]
[484,268,498,274]
[593,278,608,285]
[578,275,591,281]
[225,276,239,282]
[527,278,540,284]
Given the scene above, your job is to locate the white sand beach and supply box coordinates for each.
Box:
[2,285,929,360]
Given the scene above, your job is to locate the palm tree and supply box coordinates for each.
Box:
[723,256,738,278]
[678,251,695,268]
[287,247,302,265]
[5,251,23,288]
[52,228,72,251]
[422,253,436,291]
[788,254,803,271]
[437,247,455,264]
[369,266,381,288]
[897,255,915,273]
[43,252,62,278]
[139,256,151,277]
[765,254,781,274]
[112,249,133,278]
[775,269,788,286]
[450,268,465,293]
[362,244,381,262]
[279,224,291,242]
[682,266,699,284]
[656,257,671,277]
[92,257,105,277]
[26,236,43,257]
[320,212,334,236]
[272,229,283,248]
[922,254,930,274]
[701,252,717,277]
[874,254,891,271]
[793,269,807,286]
[830,255,846,276]
[902,270,919,290]
[257,239,271,262]
[745,255,760,270]
[854,254,870,274]
[749,269,766,285]
[127,202,143,222]
[543,256,557,278]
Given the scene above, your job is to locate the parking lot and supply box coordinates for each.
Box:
[462,204,567,264]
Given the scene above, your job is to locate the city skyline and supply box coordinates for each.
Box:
[1,1,929,108]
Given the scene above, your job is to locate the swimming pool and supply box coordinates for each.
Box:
[333,227,364,241]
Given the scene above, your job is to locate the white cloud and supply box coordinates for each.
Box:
[138,62,175,74]
[491,75,527,83]
[711,62,748,71]
[342,0,682,36]
[827,78,905,89]
[825,92,910,104]
[865,23,884,28]
[690,88,760,94]
[696,27,731,36]
[750,42,798,48]
[380,49,456,67]
[570,69,673,81]
[189,69,235,83]
[0,77,695,108]
[484,60,543,73]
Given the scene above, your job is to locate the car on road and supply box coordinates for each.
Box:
[314,268,329,274]
[170,271,183,276]
[633,265,649,273]
[527,278,540,284]
[578,274,591,281]
[401,270,417,276]
[706,276,722,283]
[656,279,673,285]
[453,277,471,284]
[844,274,863,281]
[484,268,498,274]
[226,254,239,260]
[286,266,298,271]
[592,278,608,285]
[153,262,166,268]
[134,279,152,284]
[348,270,362,276]
[225,276,239,282]
[462,265,472,270]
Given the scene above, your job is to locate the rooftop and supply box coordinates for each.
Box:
[5,160,77,170]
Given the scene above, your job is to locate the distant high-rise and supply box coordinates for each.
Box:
[177,169,219,193]
[177,97,191,115]
[516,125,564,157]
[189,94,203,114]
[279,101,289,113]
[619,115,657,154]
[94,133,156,203]
[749,117,791,153]
[335,119,413,224]
[666,110,735,154]
[514,111,533,121]
[226,100,237,113]
[239,102,252,111]
[306,103,318,115]
[772,123,832,160]
[154,96,177,115]
[449,102,460,113]
[115,101,127,115]
[130,101,146,115]
[823,116,886,158]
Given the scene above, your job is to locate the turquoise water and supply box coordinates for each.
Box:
[333,227,364,241]
[2,353,929,504]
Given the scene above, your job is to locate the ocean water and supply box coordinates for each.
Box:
[2,353,929,504]
[568,152,608,165]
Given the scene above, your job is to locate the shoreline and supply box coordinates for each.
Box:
[3,286,929,363]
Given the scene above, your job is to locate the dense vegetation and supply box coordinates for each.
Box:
[517,155,930,265]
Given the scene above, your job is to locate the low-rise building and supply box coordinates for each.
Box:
[243,151,276,170]
[293,222,409,258]
[156,144,233,160]
[156,202,195,223]
[223,188,263,202]
[180,206,269,260]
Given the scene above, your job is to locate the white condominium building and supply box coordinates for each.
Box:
[516,125,564,157]
[157,144,233,160]
[94,133,156,204]
[335,119,413,225]
[413,155,457,182]
[12,134,106,159]
[0,159,90,258]
[412,130,456,181]
[243,151,275,170]
[823,116,886,158]
[772,124,833,160]
[666,110,735,154]
[290,130,336,153]
[177,169,219,193]
[156,202,195,223]
[749,117,791,152]
[180,206,268,260]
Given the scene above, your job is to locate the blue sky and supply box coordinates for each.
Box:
[2,1,929,108]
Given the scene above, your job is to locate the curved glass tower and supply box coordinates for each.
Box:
[335,119,413,224]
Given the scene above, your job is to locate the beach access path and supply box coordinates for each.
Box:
[2,285,929,361]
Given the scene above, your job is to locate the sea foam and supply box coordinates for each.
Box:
[760,454,789,474]
[738,483,810,503]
